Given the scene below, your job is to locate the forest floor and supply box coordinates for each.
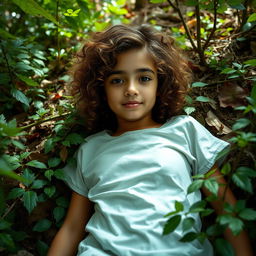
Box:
[3,2,256,256]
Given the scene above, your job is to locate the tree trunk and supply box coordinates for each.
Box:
[135,0,147,10]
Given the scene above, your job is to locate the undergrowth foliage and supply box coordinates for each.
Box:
[0,0,256,255]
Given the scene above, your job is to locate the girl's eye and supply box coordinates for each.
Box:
[110,78,124,85]
[140,76,152,83]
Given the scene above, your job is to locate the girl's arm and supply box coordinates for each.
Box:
[201,166,253,256]
[47,191,94,256]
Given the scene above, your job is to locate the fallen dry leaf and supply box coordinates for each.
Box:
[60,146,68,162]
[205,111,232,135]
[218,82,248,108]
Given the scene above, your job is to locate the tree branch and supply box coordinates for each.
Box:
[195,1,206,65]
[203,0,218,51]
[167,0,198,52]
[20,112,71,130]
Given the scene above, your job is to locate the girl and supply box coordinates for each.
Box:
[48,25,252,256]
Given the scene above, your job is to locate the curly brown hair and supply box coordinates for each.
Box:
[71,24,192,132]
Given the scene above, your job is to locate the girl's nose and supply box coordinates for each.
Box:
[124,80,138,96]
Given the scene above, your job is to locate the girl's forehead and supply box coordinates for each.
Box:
[113,48,156,72]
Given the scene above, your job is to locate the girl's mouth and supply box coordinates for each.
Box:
[122,101,142,108]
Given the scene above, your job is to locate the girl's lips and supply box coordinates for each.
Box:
[122,101,142,108]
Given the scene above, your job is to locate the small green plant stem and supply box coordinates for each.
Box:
[20,112,71,130]
[0,40,14,86]
[195,2,206,65]
[203,0,218,51]
[197,76,255,88]
[167,0,198,52]
[1,199,18,220]
[237,0,249,32]
[56,0,60,65]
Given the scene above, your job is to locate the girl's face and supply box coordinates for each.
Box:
[104,47,159,134]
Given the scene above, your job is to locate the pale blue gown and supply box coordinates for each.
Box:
[64,115,229,256]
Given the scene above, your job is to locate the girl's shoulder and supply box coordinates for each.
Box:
[77,130,108,152]
[164,114,199,130]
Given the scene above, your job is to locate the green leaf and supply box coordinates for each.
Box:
[16,74,39,87]
[232,172,253,193]
[0,159,24,182]
[220,67,236,74]
[179,231,197,242]
[23,190,38,213]
[0,233,15,251]
[237,167,256,177]
[21,168,35,186]
[189,200,207,213]
[0,28,16,39]
[232,118,251,130]
[45,169,54,180]
[31,179,47,189]
[20,152,31,160]
[7,188,24,200]
[48,157,61,168]
[15,62,33,72]
[217,215,243,235]
[54,169,65,180]
[228,4,245,10]
[64,133,84,146]
[26,160,47,169]
[191,82,208,88]
[184,106,196,115]
[204,178,219,196]
[175,201,184,212]
[201,208,214,217]
[217,214,233,225]
[44,138,55,153]
[182,217,195,232]
[33,219,51,232]
[0,219,12,230]
[243,59,256,66]
[215,238,235,256]
[76,0,90,16]
[108,5,128,15]
[44,186,56,197]
[187,179,204,194]
[36,240,49,256]
[247,13,256,22]
[150,0,166,3]
[229,218,244,235]
[53,207,66,222]
[11,0,59,25]
[185,95,193,104]
[56,196,69,208]
[206,224,224,236]
[11,230,27,242]
[11,139,25,150]
[185,0,198,6]
[234,200,246,212]
[238,208,256,220]
[224,202,234,213]
[221,163,231,175]
[94,22,109,32]
[163,215,181,235]
[11,88,30,106]
[195,96,214,103]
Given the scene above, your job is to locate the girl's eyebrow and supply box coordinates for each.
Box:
[109,68,155,76]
